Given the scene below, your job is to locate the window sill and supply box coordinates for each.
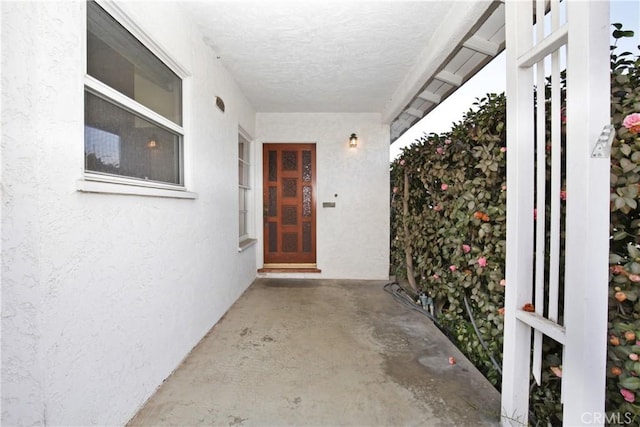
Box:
[77,179,198,199]
[238,238,258,252]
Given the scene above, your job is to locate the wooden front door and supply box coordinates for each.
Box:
[263,144,316,266]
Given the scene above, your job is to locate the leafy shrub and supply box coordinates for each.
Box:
[606,25,640,423]
[390,92,507,387]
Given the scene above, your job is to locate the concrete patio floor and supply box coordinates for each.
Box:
[128,279,501,426]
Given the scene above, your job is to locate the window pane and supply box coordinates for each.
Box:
[238,135,250,187]
[239,188,246,212]
[302,150,312,182]
[282,151,297,171]
[87,1,182,125]
[268,151,277,182]
[303,222,312,253]
[85,91,182,185]
[239,140,246,161]
[283,178,297,197]
[238,161,249,187]
[268,222,277,252]
[303,186,312,217]
[282,206,297,225]
[239,212,246,237]
[282,233,298,252]
[239,188,249,237]
[267,187,277,217]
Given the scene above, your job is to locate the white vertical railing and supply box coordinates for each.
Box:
[562,0,610,424]
[547,0,562,328]
[502,0,610,425]
[502,0,535,423]
[532,0,547,387]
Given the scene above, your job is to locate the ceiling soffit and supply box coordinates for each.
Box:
[386,1,506,142]
[181,1,506,143]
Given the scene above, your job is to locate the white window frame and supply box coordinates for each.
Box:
[238,128,257,251]
[78,0,195,199]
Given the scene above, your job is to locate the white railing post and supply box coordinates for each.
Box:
[562,1,610,424]
[501,0,535,425]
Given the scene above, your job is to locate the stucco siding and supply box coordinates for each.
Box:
[1,1,256,425]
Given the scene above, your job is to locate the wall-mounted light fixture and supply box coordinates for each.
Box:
[349,133,358,148]
[147,138,157,149]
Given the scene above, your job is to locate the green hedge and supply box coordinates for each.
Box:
[607,25,640,423]
[390,92,507,387]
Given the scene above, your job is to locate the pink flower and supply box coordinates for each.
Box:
[477,257,487,267]
[621,388,636,403]
[436,147,445,155]
[392,187,398,194]
[560,190,567,201]
[630,353,640,361]
[611,265,625,274]
[449,265,457,272]
[462,244,471,254]
[399,159,406,166]
[500,279,506,287]
[433,204,443,212]
[500,147,507,153]
[433,274,440,280]
[444,139,452,145]
[630,274,640,283]
[623,113,640,134]
[441,183,448,191]
[550,366,563,378]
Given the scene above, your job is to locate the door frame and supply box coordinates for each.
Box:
[259,142,317,269]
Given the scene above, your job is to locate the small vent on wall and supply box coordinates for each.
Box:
[215,96,225,113]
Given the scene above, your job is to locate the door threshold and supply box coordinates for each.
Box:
[259,263,321,273]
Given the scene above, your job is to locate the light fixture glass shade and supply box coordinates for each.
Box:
[349,133,358,148]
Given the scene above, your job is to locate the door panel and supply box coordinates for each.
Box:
[263,144,316,265]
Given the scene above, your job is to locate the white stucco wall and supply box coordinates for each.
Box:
[1,1,256,425]
[256,113,390,280]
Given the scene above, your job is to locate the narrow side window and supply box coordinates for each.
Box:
[239,132,251,240]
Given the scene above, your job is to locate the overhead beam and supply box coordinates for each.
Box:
[417,90,442,104]
[435,70,463,87]
[463,35,501,56]
[405,108,425,118]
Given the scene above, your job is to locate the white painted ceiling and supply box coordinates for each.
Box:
[182,0,505,141]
